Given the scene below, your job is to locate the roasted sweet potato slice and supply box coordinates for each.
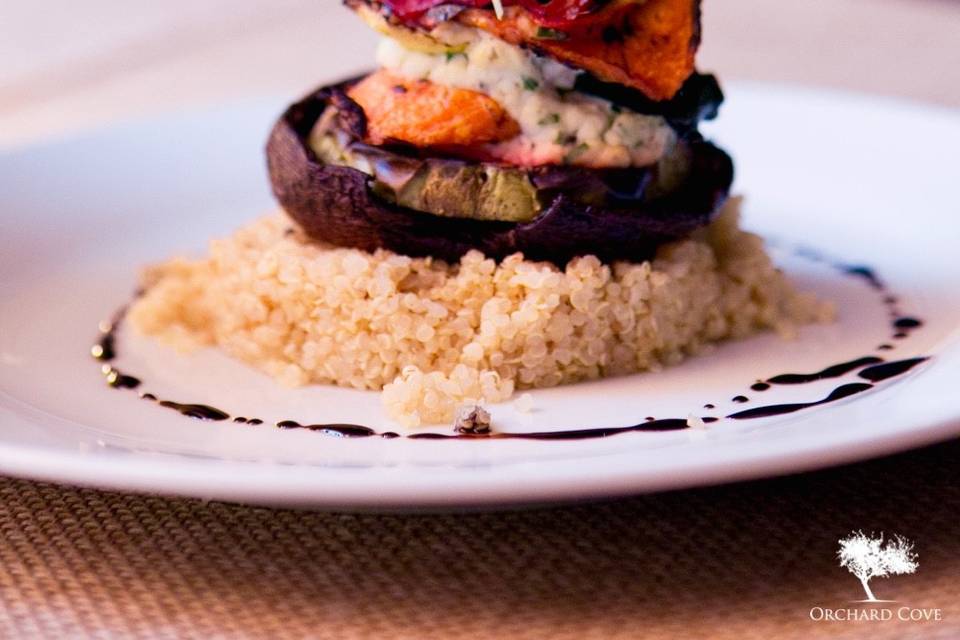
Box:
[458,0,699,101]
[346,69,520,148]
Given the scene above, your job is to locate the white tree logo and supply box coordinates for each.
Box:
[838,531,918,601]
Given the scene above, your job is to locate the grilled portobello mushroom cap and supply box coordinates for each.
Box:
[266,78,733,265]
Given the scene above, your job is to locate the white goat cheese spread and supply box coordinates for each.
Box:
[376,26,677,169]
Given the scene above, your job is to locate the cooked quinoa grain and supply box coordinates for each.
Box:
[128,198,833,426]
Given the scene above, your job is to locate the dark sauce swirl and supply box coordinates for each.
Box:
[728,383,874,420]
[91,250,931,440]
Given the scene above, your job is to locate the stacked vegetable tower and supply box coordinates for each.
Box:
[130,0,829,428]
[267,0,733,264]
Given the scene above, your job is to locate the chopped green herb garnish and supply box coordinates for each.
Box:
[522,77,539,91]
[539,113,561,126]
[445,51,467,62]
[535,27,568,40]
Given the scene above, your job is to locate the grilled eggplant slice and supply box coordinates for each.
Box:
[309,112,693,223]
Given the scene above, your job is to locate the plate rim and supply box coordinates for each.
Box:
[2,81,959,509]
[0,387,958,509]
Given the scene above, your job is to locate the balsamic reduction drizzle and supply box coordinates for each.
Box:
[102,366,141,390]
[408,418,692,440]
[157,401,230,421]
[858,358,928,383]
[90,334,116,362]
[842,266,884,291]
[894,317,922,330]
[91,249,931,440]
[276,420,377,438]
[814,259,924,343]
[728,383,874,420]
[90,308,125,362]
[764,356,883,385]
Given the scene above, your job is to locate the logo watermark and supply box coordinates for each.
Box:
[838,530,917,601]
[809,531,943,623]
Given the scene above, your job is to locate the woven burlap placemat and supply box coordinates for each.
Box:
[0,438,956,639]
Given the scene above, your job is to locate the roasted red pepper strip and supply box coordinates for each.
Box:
[383,0,604,27]
[371,0,700,101]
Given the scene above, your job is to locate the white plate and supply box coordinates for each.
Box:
[1,84,959,509]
